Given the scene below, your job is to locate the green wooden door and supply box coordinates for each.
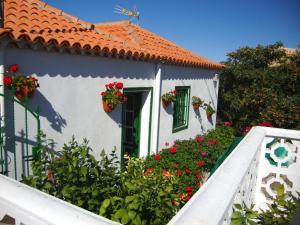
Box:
[122,92,142,158]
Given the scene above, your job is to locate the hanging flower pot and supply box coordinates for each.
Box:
[15,86,29,102]
[192,103,201,110]
[102,101,115,113]
[204,103,215,119]
[162,99,171,108]
[161,90,176,109]
[100,82,126,113]
[191,96,203,110]
[3,65,39,102]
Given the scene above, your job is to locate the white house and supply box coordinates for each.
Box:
[0,0,223,179]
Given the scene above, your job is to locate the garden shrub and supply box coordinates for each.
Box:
[218,42,300,133]
[145,125,235,201]
[230,185,300,225]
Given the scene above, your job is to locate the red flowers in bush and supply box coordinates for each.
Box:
[196,136,204,142]
[3,76,12,86]
[176,170,183,176]
[197,161,204,167]
[9,64,18,72]
[115,82,123,89]
[162,171,172,177]
[169,147,177,154]
[258,121,272,127]
[154,154,161,160]
[201,151,208,157]
[185,186,193,192]
[185,168,191,174]
[223,121,233,126]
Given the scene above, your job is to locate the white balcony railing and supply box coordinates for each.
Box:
[0,127,299,225]
[168,126,300,225]
[0,174,120,225]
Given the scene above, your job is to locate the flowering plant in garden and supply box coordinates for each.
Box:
[3,64,39,102]
[145,125,235,203]
[191,96,203,110]
[100,82,127,112]
[161,90,176,108]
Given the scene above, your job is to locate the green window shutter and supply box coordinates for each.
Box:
[173,86,190,132]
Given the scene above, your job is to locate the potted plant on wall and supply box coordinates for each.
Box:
[100,82,127,113]
[3,64,39,102]
[191,96,203,110]
[204,103,215,118]
[161,90,176,108]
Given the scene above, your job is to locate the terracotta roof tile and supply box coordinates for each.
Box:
[1,0,223,69]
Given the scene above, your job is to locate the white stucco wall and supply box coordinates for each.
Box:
[4,47,219,161]
[156,65,218,151]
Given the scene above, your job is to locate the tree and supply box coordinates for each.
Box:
[218,42,300,132]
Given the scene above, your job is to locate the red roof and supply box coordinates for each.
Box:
[0,0,223,69]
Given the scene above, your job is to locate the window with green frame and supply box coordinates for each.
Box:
[173,86,190,132]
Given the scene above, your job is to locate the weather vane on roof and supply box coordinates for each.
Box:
[114,5,140,25]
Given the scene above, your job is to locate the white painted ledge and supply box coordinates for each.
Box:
[0,175,120,225]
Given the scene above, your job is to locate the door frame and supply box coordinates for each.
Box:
[121,87,153,163]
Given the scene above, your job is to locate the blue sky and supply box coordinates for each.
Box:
[44,0,300,62]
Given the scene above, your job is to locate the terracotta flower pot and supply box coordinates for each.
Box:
[162,100,171,108]
[192,103,201,110]
[15,86,29,102]
[102,101,115,113]
[28,87,36,98]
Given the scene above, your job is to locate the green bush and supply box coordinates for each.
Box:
[145,125,235,201]
[230,185,300,225]
[218,42,300,132]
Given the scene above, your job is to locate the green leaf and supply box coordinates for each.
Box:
[115,208,127,219]
[231,211,242,219]
[276,184,285,197]
[125,196,135,204]
[128,210,137,219]
[102,199,110,209]
[132,215,142,225]
[234,204,242,210]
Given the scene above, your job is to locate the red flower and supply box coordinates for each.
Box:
[172,90,177,95]
[185,168,191,174]
[258,121,272,127]
[162,171,172,177]
[29,76,38,81]
[169,147,177,154]
[208,139,215,145]
[173,164,179,169]
[185,195,191,201]
[201,151,208,157]
[176,170,183,176]
[172,200,178,206]
[196,174,201,179]
[223,121,233,126]
[185,186,193,192]
[108,83,114,88]
[197,161,204,167]
[178,193,184,199]
[9,64,18,72]
[123,95,127,102]
[115,82,123,89]
[165,142,169,147]
[154,154,161,160]
[116,91,123,97]
[3,76,12,86]
[100,91,106,96]
[196,182,201,187]
[196,136,205,142]
[146,167,153,174]
[243,126,252,133]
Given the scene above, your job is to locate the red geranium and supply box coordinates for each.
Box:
[196,182,201,187]
[196,136,204,142]
[185,195,191,201]
[172,90,177,95]
[154,154,161,160]
[243,126,252,133]
[169,147,177,154]
[201,151,208,157]
[165,142,169,146]
[3,76,12,86]
[196,174,201,179]
[116,91,123,97]
[100,92,106,96]
[123,95,127,102]
[185,168,191,174]
[115,82,123,89]
[176,170,183,176]
[185,186,193,192]
[173,164,179,169]
[223,121,233,126]
[9,64,18,72]
[178,193,184,199]
[258,121,272,127]
[208,139,215,145]
[197,161,204,167]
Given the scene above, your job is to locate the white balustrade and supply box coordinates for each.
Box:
[0,174,120,225]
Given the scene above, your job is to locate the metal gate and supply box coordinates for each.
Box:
[0,89,40,180]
